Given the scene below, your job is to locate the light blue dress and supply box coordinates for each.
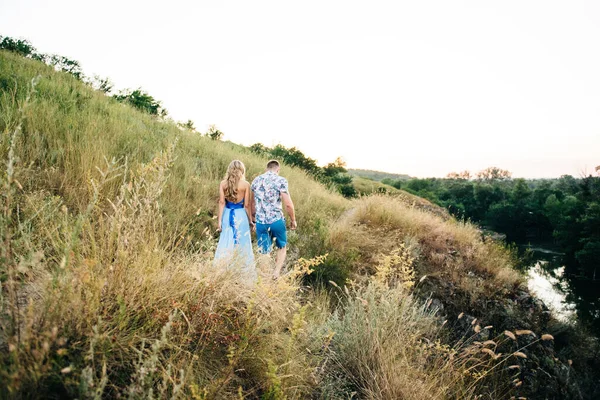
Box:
[214,199,257,283]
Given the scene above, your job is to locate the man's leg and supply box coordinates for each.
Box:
[271,219,288,279]
[255,223,272,272]
[273,246,286,279]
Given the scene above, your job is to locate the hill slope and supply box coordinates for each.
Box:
[349,168,412,181]
[1,51,597,399]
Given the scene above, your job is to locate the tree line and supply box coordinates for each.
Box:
[383,167,600,280]
[249,143,357,198]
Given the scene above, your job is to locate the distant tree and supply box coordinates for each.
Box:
[339,183,358,198]
[556,175,579,195]
[48,54,85,80]
[1,35,92,82]
[246,143,356,197]
[206,125,224,140]
[270,145,320,175]
[249,143,271,156]
[0,36,44,60]
[323,157,347,177]
[511,178,531,204]
[90,75,114,94]
[575,202,600,278]
[331,174,353,185]
[476,167,512,181]
[178,120,196,132]
[447,170,471,180]
[113,89,167,117]
[473,183,505,220]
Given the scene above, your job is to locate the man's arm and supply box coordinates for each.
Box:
[281,192,297,230]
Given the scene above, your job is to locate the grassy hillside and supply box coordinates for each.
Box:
[1,51,597,399]
[352,176,399,195]
[348,168,412,182]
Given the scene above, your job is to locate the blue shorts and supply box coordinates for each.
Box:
[256,218,287,254]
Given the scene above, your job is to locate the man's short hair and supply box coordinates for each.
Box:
[267,160,280,170]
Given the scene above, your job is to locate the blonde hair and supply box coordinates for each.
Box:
[224,160,246,202]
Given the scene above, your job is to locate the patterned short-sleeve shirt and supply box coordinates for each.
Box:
[251,171,289,224]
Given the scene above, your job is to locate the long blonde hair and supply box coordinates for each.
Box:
[224,160,246,202]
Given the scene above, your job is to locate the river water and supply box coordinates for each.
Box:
[524,246,600,335]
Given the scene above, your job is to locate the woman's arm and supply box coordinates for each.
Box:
[217,182,225,231]
[244,183,254,229]
[250,185,256,222]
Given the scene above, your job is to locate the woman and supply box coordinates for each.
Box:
[214,160,256,282]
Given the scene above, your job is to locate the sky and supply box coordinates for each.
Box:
[1,0,599,178]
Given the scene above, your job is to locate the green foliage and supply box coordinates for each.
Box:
[269,144,321,175]
[91,75,114,94]
[0,35,43,60]
[249,142,270,155]
[205,124,224,140]
[177,119,196,131]
[113,88,167,117]
[575,202,600,274]
[48,54,84,80]
[323,157,347,177]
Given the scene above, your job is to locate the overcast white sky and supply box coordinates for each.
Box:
[2,0,599,178]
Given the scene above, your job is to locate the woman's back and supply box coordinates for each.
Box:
[222,180,249,203]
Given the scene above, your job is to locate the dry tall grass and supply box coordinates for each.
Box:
[1,126,324,397]
[329,195,522,304]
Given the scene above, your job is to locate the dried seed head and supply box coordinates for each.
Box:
[541,334,554,341]
[481,348,496,357]
[515,329,534,336]
[504,330,517,340]
[513,351,527,359]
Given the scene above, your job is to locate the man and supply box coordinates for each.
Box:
[251,159,297,279]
